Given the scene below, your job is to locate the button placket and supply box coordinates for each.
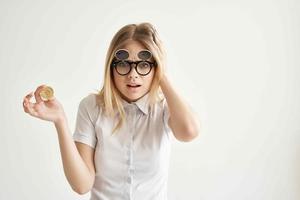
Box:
[126,106,136,199]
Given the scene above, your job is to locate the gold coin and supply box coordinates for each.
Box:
[40,86,54,101]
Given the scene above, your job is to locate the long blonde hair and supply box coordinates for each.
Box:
[95,22,167,133]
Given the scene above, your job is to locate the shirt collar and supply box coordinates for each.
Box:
[121,93,150,115]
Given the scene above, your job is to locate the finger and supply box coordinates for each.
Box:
[34,85,47,103]
[23,92,40,117]
[23,100,39,117]
[23,100,29,113]
[23,102,32,114]
[23,96,38,115]
[47,96,56,102]
[24,91,34,101]
[23,92,34,109]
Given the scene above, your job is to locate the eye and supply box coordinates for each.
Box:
[138,61,150,68]
[140,62,150,67]
[117,61,129,67]
[115,61,131,75]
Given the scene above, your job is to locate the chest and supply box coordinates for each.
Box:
[93,108,170,175]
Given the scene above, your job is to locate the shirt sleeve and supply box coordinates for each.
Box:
[72,94,98,149]
[162,98,175,142]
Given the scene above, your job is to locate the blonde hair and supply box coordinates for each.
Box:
[95,22,167,134]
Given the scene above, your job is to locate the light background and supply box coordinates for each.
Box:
[0,0,299,199]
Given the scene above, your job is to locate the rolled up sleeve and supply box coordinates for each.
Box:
[73,94,98,149]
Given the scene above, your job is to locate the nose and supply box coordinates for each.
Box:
[128,63,139,79]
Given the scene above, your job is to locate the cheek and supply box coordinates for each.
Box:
[113,71,124,89]
[144,72,155,87]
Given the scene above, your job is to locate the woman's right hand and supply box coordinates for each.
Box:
[22,85,66,124]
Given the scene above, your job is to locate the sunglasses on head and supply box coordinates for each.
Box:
[111,49,157,76]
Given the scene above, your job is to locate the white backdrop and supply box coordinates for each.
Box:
[0,0,299,199]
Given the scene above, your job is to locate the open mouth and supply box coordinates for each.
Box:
[126,84,141,88]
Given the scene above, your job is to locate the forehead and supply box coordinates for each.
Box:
[120,40,147,52]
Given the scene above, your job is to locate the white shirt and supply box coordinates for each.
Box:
[72,93,175,200]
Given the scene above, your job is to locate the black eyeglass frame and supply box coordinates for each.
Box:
[111,60,156,76]
[111,49,157,76]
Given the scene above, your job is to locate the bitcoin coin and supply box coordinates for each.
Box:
[40,86,54,101]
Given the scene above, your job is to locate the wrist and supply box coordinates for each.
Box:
[160,74,168,90]
[54,114,67,126]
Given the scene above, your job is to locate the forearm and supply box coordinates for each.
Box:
[160,75,200,141]
[54,116,94,194]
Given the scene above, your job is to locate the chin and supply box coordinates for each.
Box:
[121,90,146,102]
[126,94,143,101]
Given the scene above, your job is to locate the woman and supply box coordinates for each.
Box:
[22,22,200,200]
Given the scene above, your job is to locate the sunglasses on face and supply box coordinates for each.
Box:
[111,49,157,76]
